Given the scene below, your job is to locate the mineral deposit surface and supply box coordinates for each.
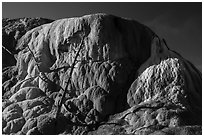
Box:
[2,13,202,135]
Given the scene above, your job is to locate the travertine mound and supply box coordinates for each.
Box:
[2,13,201,135]
[14,13,154,115]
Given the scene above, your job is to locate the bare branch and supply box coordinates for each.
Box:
[26,44,59,86]
[49,65,71,72]
[55,32,85,118]
[2,45,15,56]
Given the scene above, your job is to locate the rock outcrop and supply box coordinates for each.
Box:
[2,17,54,68]
[2,17,54,100]
[96,36,202,135]
[2,13,202,135]
[14,13,154,117]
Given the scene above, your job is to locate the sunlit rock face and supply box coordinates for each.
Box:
[14,13,154,115]
[2,13,201,135]
[123,37,202,134]
[128,37,202,112]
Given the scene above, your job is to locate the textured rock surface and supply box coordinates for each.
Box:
[2,17,54,100]
[2,13,202,135]
[95,37,202,135]
[2,18,54,54]
[9,13,154,122]
[127,37,202,125]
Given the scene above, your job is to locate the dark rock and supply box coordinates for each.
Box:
[55,115,69,134]
[37,114,57,135]
[2,46,16,68]
[21,118,37,134]
[88,124,127,135]
[151,125,202,135]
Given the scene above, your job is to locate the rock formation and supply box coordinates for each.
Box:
[2,17,54,68]
[2,17,54,99]
[2,13,202,135]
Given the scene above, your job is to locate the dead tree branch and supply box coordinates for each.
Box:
[26,45,70,96]
[26,45,48,81]
[55,32,85,119]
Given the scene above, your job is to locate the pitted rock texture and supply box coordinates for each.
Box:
[2,90,54,134]
[2,13,202,135]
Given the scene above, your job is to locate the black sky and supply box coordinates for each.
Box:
[2,2,202,72]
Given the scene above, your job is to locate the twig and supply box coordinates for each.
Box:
[26,45,54,83]
[55,33,85,118]
[2,45,15,56]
